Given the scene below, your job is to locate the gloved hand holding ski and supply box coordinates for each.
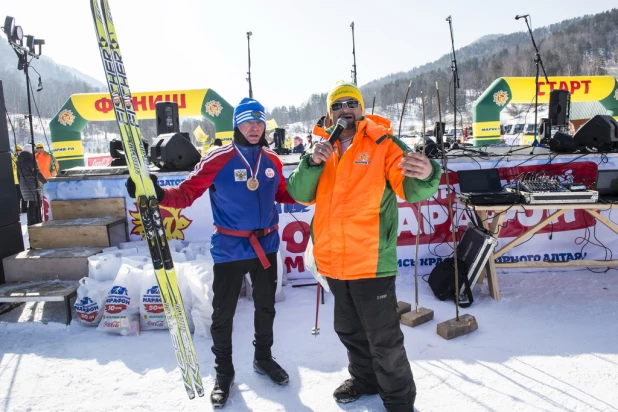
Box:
[126,174,165,201]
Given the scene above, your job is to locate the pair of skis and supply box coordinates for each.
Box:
[89,0,203,399]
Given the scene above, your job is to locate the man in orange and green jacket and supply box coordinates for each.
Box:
[287,81,440,412]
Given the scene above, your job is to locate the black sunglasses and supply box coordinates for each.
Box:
[331,100,360,111]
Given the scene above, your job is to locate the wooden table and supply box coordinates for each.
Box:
[0,280,79,325]
[459,202,618,300]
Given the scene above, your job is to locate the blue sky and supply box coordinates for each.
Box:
[1,0,616,109]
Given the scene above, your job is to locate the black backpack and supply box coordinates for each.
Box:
[428,258,474,308]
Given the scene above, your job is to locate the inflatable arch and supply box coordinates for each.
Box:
[49,88,235,169]
[472,76,618,146]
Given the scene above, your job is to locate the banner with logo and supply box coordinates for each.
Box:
[49,88,235,170]
[43,153,618,280]
[473,76,618,145]
[86,155,113,167]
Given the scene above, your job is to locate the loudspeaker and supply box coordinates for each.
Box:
[550,131,577,153]
[150,133,201,171]
[0,81,9,153]
[539,118,551,145]
[109,139,150,166]
[549,89,570,127]
[0,221,25,284]
[0,152,19,226]
[433,122,446,144]
[109,139,124,159]
[155,102,180,136]
[274,128,286,148]
[573,115,618,152]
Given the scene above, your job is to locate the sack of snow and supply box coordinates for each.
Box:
[97,264,142,336]
[74,277,113,326]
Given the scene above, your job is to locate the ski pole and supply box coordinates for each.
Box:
[312,283,321,336]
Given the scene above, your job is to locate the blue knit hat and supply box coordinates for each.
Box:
[233,98,266,129]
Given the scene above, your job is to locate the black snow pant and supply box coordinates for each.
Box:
[210,252,278,377]
[327,276,416,412]
[26,201,40,226]
[15,184,26,212]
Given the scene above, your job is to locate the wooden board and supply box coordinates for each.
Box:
[29,217,127,249]
[51,198,126,220]
[0,280,78,303]
[2,247,102,282]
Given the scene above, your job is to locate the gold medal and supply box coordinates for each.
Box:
[247,177,259,191]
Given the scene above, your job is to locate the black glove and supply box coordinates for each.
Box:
[126,174,165,202]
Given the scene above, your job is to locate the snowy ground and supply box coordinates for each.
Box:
[1,264,618,411]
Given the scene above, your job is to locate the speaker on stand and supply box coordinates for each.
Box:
[549,89,571,127]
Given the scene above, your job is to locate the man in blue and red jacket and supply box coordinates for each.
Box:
[127,98,295,408]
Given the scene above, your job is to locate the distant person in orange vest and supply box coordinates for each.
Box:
[34,142,59,181]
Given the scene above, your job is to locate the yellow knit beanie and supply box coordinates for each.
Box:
[326,81,364,115]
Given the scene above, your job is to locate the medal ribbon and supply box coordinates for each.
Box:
[234,143,263,181]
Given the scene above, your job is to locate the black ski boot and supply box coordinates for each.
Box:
[333,378,361,404]
[210,374,234,408]
[253,358,289,385]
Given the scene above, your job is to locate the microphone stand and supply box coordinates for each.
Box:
[11,42,43,225]
[446,16,460,150]
[519,15,549,154]
[246,31,253,98]
[350,22,357,84]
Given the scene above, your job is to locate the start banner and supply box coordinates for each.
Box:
[43,153,618,280]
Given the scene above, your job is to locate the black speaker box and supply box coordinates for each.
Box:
[539,118,551,145]
[0,152,19,226]
[573,115,618,152]
[0,81,9,153]
[0,221,25,284]
[150,133,201,171]
[155,102,180,136]
[109,139,150,166]
[274,128,286,148]
[549,89,571,127]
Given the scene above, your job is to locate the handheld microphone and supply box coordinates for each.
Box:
[515,14,529,20]
[328,118,348,145]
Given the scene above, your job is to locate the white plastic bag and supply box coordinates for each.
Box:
[88,253,123,282]
[139,268,167,331]
[97,264,142,336]
[74,277,113,326]
[142,263,195,333]
[304,237,330,292]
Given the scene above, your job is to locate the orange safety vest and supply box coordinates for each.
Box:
[35,151,59,180]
